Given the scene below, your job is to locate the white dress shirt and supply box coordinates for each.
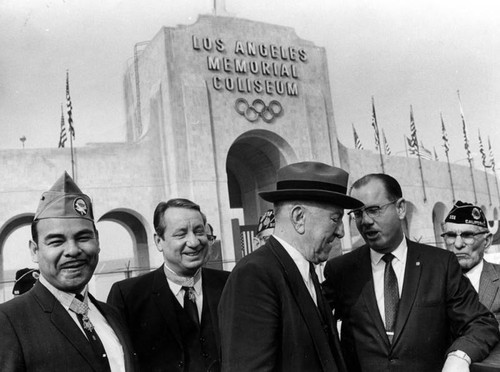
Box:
[39,275,125,372]
[370,238,408,326]
[464,259,483,293]
[165,264,204,321]
[274,234,318,305]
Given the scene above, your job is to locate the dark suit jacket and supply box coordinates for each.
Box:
[218,236,347,372]
[480,260,500,324]
[107,266,229,372]
[323,240,500,372]
[0,281,137,372]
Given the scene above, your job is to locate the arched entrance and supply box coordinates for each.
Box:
[226,130,297,260]
[0,213,35,302]
[98,209,150,273]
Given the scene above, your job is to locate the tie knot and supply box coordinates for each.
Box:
[382,253,395,264]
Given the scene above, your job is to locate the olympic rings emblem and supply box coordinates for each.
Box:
[235,98,283,123]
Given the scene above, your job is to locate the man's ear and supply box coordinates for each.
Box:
[154,233,163,252]
[396,198,407,220]
[29,240,39,263]
[290,204,305,234]
[484,232,493,251]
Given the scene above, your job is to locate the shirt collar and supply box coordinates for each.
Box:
[39,274,88,310]
[163,263,202,296]
[273,234,311,285]
[464,259,483,284]
[370,237,408,266]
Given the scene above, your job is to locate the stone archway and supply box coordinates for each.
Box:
[98,209,150,272]
[226,130,297,259]
[0,213,35,299]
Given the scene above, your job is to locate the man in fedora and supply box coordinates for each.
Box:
[218,161,363,372]
[0,172,137,371]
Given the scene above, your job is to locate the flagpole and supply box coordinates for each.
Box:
[371,96,385,173]
[441,113,455,203]
[479,130,492,206]
[457,90,477,203]
[489,137,500,204]
[410,106,427,202]
[66,70,76,180]
[403,135,408,157]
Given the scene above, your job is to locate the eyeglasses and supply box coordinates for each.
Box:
[440,231,489,245]
[348,200,398,221]
[207,235,217,243]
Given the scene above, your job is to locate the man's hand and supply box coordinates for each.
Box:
[442,354,470,372]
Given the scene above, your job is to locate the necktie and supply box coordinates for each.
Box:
[70,294,111,370]
[182,286,200,327]
[309,263,330,324]
[382,253,399,343]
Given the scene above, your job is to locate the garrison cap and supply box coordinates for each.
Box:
[34,172,94,222]
[256,209,275,235]
[444,201,487,229]
[12,268,39,295]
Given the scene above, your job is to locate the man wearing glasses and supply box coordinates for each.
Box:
[442,201,500,323]
[322,173,499,372]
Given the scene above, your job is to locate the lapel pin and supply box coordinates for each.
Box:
[416,262,420,266]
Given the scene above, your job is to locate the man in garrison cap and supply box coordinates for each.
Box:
[219,161,362,372]
[0,172,137,371]
[12,268,40,296]
[252,209,275,250]
[442,201,500,323]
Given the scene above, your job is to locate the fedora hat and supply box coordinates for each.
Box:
[259,161,363,209]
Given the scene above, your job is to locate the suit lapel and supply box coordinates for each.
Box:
[393,240,421,345]
[92,296,136,372]
[479,261,500,310]
[151,267,183,349]
[32,282,100,370]
[268,238,341,372]
[357,246,389,346]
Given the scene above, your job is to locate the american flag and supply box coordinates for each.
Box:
[352,124,364,150]
[457,91,471,161]
[409,105,419,153]
[478,131,489,168]
[440,113,449,154]
[66,71,75,139]
[419,141,432,161]
[382,129,391,155]
[371,97,381,151]
[489,136,496,170]
[58,104,67,148]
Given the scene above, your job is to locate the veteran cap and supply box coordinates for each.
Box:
[444,200,487,228]
[12,268,39,295]
[34,172,94,221]
[256,209,275,235]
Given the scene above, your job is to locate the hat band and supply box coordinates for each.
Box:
[276,180,347,194]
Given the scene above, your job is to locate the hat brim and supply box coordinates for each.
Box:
[259,189,363,209]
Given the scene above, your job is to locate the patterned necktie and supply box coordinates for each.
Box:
[382,253,399,343]
[182,286,200,327]
[70,294,111,370]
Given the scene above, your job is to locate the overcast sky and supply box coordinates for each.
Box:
[1,0,499,167]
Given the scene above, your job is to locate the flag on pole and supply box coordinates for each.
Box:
[66,71,75,139]
[406,136,417,156]
[419,141,432,161]
[478,130,489,167]
[371,97,381,151]
[433,147,439,161]
[440,113,449,154]
[457,91,471,161]
[409,105,419,152]
[382,129,391,155]
[352,124,364,150]
[58,104,67,148]
[489,136,496,170]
